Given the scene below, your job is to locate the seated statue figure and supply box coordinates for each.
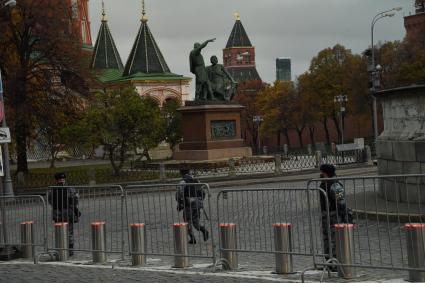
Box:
[206,56,238,101]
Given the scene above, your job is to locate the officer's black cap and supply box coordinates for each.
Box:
[54,172,66,180]
[320,164,336,177]
[179,168,190,176]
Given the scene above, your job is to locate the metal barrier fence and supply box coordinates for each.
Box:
[46,185,126,259]
[0,195,47,255]
[307,174,425,274]
[125,184,216,264]
[216,186,328,267]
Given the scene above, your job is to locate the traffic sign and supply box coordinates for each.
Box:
[0,127,11,143]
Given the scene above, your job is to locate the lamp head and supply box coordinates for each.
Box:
[4,0,16,7]
[385,12,396,17]
[393,7,403,11]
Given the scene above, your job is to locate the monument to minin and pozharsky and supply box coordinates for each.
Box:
[173,39,252,160]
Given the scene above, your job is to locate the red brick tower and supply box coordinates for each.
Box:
[70,0,93,49]
[223,12,261,82]
[404,0,425,42]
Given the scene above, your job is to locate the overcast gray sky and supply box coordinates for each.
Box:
[88,0,414,86]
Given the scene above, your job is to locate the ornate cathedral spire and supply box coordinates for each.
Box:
[123,0,171,76]
[90,1,124,71]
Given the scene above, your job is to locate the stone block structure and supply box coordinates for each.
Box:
[376,84,425,203]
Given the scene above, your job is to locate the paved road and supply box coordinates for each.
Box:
[0,169,417,283]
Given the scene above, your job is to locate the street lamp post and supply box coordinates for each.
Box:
[370,7,402,143]
[0,70,14,197]
[0,0,16,197]
[334,95,348,145]
[253,115,263,155]
[0,0,17,260]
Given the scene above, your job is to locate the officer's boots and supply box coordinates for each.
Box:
[200,227,209,242]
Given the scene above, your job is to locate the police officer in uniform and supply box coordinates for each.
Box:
[49,173,81,256]
[319,164,352,270]
[176,169,209,244]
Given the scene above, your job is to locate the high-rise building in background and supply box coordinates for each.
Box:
[276,57,291,81]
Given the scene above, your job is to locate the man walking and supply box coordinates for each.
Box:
[319,164,352,269]
[48,173,81,256]
[176,169,209,244]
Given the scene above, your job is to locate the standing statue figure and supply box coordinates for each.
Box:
[190,39,215,101]
[207,55,238,101]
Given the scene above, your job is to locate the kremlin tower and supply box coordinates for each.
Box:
[70,0,93,50]
[223,13,261,83]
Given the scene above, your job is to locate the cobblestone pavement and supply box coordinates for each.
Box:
[0,261,408,283]
[0,176,418,282]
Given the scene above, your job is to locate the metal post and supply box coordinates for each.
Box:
[54,222,69,261]
[274,154,282,174]
[340,109,344,145]
[130,223,146,266]
[405,223,425,282]
[365,145,372,165]
[273,223,293,274]
[228,158,236,177]
[159,163,166,181]
[91,221,107,263]
[315,151,322,168]
[219,223,238,270]
[335,224,355,279]
[0,69,14,197]
[20,221,34,259]
[173,223,189,268]
[283,144,288,157]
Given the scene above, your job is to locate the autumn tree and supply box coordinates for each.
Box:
[34,88,85,168]
[256,81,301,147]
[0,0,91,173]
[302,44,365,144]
[233,80,265,150]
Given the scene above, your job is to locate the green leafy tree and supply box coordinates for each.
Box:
[83,88,163,175]
[161,99,182,153]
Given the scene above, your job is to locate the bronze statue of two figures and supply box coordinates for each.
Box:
[190,39,238,102]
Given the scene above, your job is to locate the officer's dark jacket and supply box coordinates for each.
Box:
[176,174,205,210]
[48,187,80,223]
[319,180,345,213]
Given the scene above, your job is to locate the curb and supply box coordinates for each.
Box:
[18,164,377,195]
